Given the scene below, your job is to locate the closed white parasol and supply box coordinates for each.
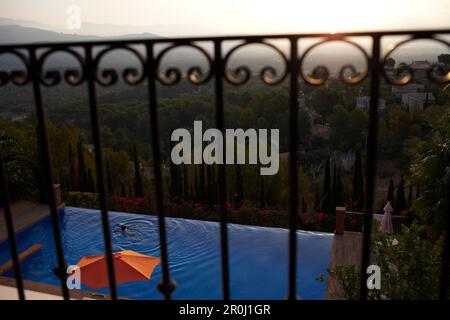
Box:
[380,201,394,234]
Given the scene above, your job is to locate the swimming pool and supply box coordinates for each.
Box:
[0,207,333,299]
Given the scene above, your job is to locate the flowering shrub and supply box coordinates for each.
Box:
[400,209,409,217]
[113,195,150,213]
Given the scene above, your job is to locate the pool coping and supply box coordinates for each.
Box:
[0,201,65,243]
[0,276,129,300]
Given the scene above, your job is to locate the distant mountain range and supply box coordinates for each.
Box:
[0,17,446,73]
[0,16,222,42]
[0,23,161,44]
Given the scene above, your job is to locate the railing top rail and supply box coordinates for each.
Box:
[0,28,449,50]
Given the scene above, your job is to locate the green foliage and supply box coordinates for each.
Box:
[133,144,143,197]
[308,86,343,120]
[322,156,331,214]
[329,105,368,151]
[352,148,364,211]
[411,109,450,232]
[329,221,443,300]
[387,177,395,205]
[395,175,406,212]
[328,265,360,300]
[0,123,38,199]
[65,191,99,209]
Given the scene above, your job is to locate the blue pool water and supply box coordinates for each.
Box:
[0,207,333,299]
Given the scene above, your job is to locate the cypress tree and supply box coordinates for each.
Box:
[133,145,143,197]
[68,143,76,191]
[323,156,331,214]
[199,163,205,204]
[121,182,126,197]
[87,169,95,193]
[331,161,337,213]
[387,177,395,205]
[183,164,189,200]
[36,130,48,203]
[259,174,265,209]
[416,184,420,199]
[106,161,113,195]
[314,186,321,212]
[211,165,217,204]
[396,175,406,212]
[169,160,177,198]
[77,139,87,192]
[352,149,364,211]
[335,168,343,207]
[235,164,244,205]
[193,166,199,202]
[407,184,413,208]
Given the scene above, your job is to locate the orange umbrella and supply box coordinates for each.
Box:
[76,250,160,289]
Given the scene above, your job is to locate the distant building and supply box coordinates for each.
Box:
[401,92,435,112]
[391,83,424,97]
[356,96,386,110]
[409,61,431,81]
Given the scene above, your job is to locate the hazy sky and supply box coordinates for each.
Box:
[1,0,450,36]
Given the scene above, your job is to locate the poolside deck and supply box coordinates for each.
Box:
[0,200,55,242]
[0,276,127,300]
[325,231,363,300]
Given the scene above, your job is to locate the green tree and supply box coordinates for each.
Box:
[352,149,364,211]
[411,110,450,232]
[308,86,343,120]
[387,177,395,205]
[396,175,406,212]
[314,186,321,212]
[322,156,331,214]
[329,221,443,300]
[133,144,143,197]
[407,184,413,208]
[77,139,87,192]
[86,169,95,193]
[334,168,344,207]
[234,164,244,208]
[259,174,265,209]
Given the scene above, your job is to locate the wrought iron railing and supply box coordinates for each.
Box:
[0,29,449,301]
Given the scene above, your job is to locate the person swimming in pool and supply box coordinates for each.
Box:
[119,224,128,233]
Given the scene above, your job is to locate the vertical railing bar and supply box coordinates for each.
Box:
[288,36,299,300]
[439,186,450,299]
[359,35,381,300]
[0,157,25,300]
[145,42,174,300]
[28,48,69,300]
[84,45,117,300]
[213,39,230,300]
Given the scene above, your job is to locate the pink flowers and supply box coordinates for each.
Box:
[317,212,327,222]
[114,195,150,213]
[350,218,359,227]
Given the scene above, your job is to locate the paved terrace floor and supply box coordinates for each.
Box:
[325,231,363,300]
[0,200,51,242]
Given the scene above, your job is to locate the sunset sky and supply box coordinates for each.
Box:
[1,0,449,36]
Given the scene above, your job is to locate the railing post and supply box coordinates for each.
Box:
[335,207,346,235]
[214,39,230,300]
[360,34,381,300]
[53,184,62,207]
[288,36,300,301]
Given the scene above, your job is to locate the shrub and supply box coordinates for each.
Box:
[65,192,99,209]
[327,221,444,299]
